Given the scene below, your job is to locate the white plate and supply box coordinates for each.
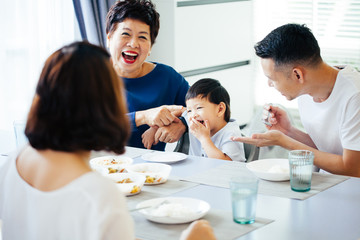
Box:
[136,197,210,224]
[142,152,187,164]
[246,158,290,181]
[89,155,133,175]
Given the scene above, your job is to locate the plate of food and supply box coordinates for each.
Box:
[105,173,145,196]
[136,197,210,224]
[141,152,187,164]
[125,163,172,185]
[246,158,290,181]
[89,155,133,175]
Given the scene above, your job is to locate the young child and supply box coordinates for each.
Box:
[185,78,245,161]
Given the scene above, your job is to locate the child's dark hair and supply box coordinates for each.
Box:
[185,78,231,122]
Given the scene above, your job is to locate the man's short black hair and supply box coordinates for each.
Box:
[254,23,322,67]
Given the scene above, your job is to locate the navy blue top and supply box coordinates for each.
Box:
[124,62,189,150]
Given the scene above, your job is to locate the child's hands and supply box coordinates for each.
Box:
[189,117,211,142]
[141,126,158,149]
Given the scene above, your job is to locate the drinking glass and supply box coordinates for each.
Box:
[229,171,259,224]
[289,150,314,192]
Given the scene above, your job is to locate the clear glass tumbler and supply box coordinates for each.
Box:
[229,171,259,224]
[289,150,314,192]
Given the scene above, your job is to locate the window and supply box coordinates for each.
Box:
[253,0,360,109]
[0,0,80,131]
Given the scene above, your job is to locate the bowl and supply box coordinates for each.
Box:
[89,155,133,175]
[105,173,145,196]
[246,158,290,181]
[125,163,172,185]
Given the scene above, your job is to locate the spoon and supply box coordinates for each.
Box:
[262,104,273,127]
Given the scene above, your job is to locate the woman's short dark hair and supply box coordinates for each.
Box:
[185,78,231,122]
[106,0,160,45]
[254,23,322,68]
[25,41,130,154]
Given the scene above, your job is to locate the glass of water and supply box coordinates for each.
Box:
[229,171,259,224]
[289,150,314,192]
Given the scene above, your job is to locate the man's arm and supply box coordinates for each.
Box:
[232,130,360,177]
[278,132,360,177]
[286,126,317,149]
[283,134,360,177]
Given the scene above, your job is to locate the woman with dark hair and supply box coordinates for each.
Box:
[106,0,189,150]
[0,41,216,240]
[0,41,134,239]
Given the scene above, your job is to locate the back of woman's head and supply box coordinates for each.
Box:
[106,0,160,45]
[25,41,130,154]
[185,78,231,122]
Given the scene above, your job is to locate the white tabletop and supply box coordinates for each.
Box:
[131,151,360,240]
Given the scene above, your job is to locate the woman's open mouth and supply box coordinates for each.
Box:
[122,51,138,64]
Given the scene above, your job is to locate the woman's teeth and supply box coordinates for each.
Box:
[122,52,138,61]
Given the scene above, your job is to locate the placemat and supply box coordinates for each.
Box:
[126,177,199,210]
[132,208,273,240]
[141,177,199,196]
[127,191,164,210]
[181,162,349,200]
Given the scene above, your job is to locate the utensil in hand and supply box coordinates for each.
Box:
[262,104,273,127]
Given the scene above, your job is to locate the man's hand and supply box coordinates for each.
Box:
[263,104,292,135]
[231,130,286,147]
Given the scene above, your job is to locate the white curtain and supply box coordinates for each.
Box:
[0,0,79,131]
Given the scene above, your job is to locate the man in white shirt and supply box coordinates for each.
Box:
[232,23,360,177]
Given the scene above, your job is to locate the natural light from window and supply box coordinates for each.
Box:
[0,0,359,133]
[253,0,360,110]
[0,0,79,131]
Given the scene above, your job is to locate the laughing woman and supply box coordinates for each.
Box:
[106,0,189,150]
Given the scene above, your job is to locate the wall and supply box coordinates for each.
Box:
[148,0,255,125]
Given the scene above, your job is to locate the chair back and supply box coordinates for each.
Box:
[173,132,189,154]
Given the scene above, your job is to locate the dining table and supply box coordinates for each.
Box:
[1,132,360,240]
[97,146,360,240]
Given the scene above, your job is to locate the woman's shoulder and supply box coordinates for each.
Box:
[151,62,183,77]
[152,62,174,70]
[76,172,123,201]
